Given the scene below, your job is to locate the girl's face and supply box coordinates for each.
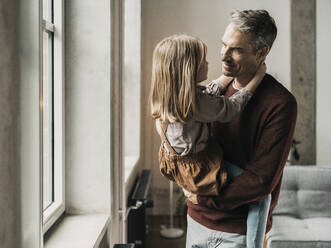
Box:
[196,56,208,83]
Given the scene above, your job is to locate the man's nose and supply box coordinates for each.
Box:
[221,48,230,62]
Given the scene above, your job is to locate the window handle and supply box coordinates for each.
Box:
[42,19,55,32]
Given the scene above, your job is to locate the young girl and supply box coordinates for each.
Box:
[150,34,269,248]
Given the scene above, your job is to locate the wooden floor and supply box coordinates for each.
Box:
[146,215,187,248]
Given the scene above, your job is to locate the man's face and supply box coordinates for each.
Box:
[221,23,262,80]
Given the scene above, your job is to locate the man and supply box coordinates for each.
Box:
[185,10,297,248]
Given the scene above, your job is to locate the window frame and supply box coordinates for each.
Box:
[41,0,65,234]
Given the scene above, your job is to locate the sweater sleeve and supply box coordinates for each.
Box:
[197,96,297,210]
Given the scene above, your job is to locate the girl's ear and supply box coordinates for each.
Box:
[257,46,270,63]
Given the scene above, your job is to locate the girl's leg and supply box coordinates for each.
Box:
[223,160,244,179]
[246,195,271,248]
[223,160,271,248]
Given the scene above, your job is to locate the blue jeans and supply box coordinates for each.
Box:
[224,160,271,248]
[186,214,246,248]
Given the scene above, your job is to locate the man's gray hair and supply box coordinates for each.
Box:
[230,10,277,53]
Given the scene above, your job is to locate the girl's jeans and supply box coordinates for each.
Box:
[224,160,271,248]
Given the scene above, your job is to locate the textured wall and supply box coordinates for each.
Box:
[1,0,41,247]
[0,0,20,247]
[291,0,316,165]
[19,0,42,246]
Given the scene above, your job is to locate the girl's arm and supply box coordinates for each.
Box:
[218,75,233,88]
[204,75,233,96]
[245,63,266,93]
[196,64,266,123]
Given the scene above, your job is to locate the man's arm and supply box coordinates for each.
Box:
[197,96,297,210]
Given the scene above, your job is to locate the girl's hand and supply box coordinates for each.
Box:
[219,75,233,88]
[182,188,198,204]
[255,62,267,80]
[245,62,267,93]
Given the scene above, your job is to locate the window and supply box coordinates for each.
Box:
[41,0,65,233]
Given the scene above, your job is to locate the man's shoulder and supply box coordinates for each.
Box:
[257,74,297,106]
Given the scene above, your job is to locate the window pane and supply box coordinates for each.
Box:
[42,30,54,211]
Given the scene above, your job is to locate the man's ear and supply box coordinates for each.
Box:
[257,47,270,63]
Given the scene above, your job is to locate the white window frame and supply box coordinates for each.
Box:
[41,0,65,234]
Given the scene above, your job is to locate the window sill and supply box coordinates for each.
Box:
[43,202,65,234]
[44,213,110,248]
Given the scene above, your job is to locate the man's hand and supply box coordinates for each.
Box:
[183,188,198,204]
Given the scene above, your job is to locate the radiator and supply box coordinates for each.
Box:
[127,170,153,248]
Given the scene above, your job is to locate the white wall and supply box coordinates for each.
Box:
[0,0,24,247]
[65,0,111,213]
[19,0,42,246]
[142,0,290,89]
[316,0,331,165]
[141,0,291,215]
[123,0,141,158]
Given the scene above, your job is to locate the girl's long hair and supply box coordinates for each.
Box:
[150,34,207,123]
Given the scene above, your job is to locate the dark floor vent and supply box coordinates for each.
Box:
[113,244,135,248]
[127,169,153,248]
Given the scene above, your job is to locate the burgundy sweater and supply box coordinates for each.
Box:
[188,74,297,235]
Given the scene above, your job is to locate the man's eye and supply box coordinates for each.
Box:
[233,48,243,54]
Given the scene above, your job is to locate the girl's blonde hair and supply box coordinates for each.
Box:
[150,34,207,123]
